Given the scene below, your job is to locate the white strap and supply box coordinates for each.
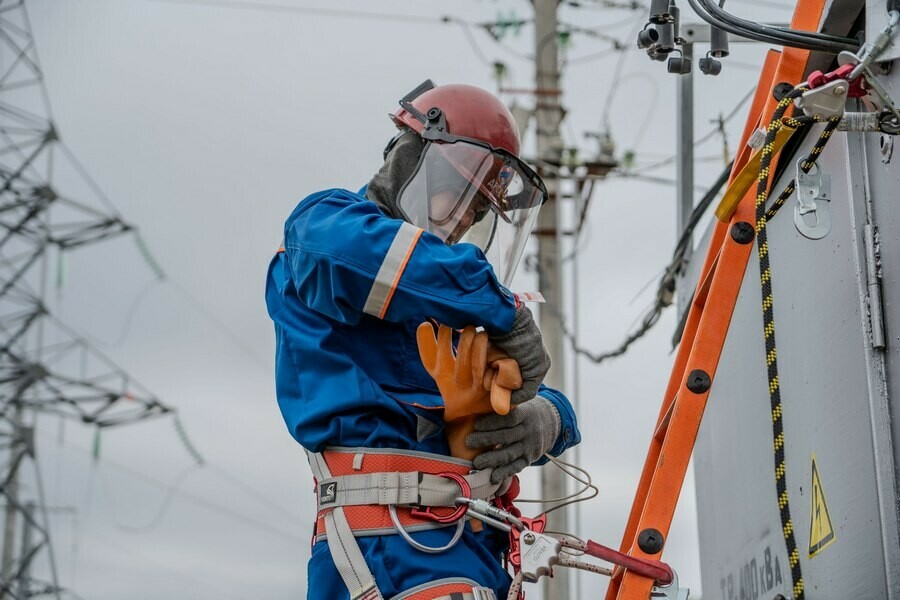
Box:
[363,222,422,319]
[308,452,384,600]
[315,469,500,510]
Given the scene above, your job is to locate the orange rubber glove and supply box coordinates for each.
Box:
[416,323,522,461]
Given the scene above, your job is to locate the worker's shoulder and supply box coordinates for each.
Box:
[293,187,370,212]
[284,187,379,226]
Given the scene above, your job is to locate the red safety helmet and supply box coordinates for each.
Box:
[391,82,521,156]
[389,81,546,287]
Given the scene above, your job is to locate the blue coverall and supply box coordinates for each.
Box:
[265,188,581,599]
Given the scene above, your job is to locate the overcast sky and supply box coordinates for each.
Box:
[16,0,785,598]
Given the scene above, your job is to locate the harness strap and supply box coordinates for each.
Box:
[311,448,510,541]
[307,447,511,599]
[317,468,499,509]
[391,577,497,600]
[309,452,384,600]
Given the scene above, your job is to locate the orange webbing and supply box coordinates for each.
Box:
[315,450,472,538]
[400,581,479,600]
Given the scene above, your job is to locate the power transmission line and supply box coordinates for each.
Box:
[151,0,449,24]
[0,5,171,597]
[35,428,303,544]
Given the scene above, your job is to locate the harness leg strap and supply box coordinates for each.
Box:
[309,451,385,600]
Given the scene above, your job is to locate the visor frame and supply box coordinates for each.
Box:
[403,104,549,206]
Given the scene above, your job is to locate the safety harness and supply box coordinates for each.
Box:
[307,447,509,600]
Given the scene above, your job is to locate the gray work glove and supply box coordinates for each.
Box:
[465,396,561,484]
[489,305,551,405]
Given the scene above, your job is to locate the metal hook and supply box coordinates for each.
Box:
[794,158,832,240]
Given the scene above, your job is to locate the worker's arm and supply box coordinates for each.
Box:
[283,189,516,334]
[269,249,444,453]
[534,384,581,462]
[465,384,581,483]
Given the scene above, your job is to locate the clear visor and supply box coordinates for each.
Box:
[398,140,545,286]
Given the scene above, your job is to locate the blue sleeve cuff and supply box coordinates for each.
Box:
[534,384,580,464]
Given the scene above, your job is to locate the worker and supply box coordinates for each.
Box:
[265,81,581,600]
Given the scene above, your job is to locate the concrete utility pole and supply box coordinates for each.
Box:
[675,41,694,317]
[533,1,569,598]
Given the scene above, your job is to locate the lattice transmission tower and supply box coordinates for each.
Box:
[0,1,170,597]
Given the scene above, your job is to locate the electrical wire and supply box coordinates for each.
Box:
[150,0,449,25]
[204,464,298,521]
[173,415,204,466]
[448,17,494,67]
[38,430,307,545]
[687,0,858,53]
[564,46,621,66]
[613,72,661,149]
[105,463,201,533]
[711,0,857,45]
[632,153,732,173]
[564,0,647,10]
[606,170,681,186]
[626,84,754,175]
[151,0,539,66]
[532,160,733,365]
[695,85,756,146]
[559,22,629,48]
[83,529,246,600]
[56,143,124,221]
[600,17,646,129]
[515,455,599,516]
[163,276,271,371]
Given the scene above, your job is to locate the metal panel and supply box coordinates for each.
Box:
[845,114,900,595]
[860,74,900,485]
[694,129,891,598]
[867,120,900,500]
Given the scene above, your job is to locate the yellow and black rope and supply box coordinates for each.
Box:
[765,115,842,220]
[754,84,840,600]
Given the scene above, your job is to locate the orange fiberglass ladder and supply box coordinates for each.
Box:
[604,0,828,597]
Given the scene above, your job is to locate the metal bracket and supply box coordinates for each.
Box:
[651,569,690,600]
[794,158,832,240]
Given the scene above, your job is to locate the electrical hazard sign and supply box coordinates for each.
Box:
[808,453,836,558]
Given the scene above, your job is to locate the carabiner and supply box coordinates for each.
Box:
[409,471,471,524]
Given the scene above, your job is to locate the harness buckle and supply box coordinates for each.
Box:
[410,471,472,523]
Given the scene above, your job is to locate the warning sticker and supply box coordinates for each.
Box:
[808,453,836,558]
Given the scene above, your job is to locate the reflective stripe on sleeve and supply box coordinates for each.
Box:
[363,222,423,319]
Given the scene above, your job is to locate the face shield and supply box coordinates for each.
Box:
[397,139,546,286]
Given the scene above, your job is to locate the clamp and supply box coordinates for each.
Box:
[806,63,867,97]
